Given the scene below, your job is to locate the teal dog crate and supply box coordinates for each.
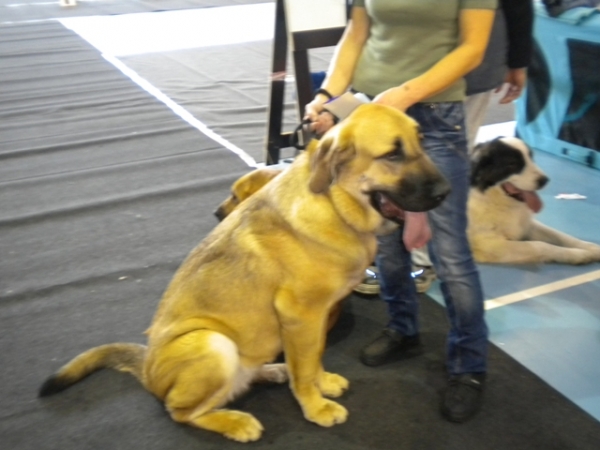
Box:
[516,3,600,170]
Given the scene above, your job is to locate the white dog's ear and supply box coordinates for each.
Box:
[308,130,354,194]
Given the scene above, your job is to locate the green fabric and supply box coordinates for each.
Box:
[351,0,498,102]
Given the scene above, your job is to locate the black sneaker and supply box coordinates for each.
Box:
[359,328,421,366]
[441,373,486,423]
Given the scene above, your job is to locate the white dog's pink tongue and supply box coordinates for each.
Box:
[523,191,543,213]
[503,182,543,213]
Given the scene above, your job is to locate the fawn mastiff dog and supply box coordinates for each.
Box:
[215,168,349,331]
[39,104,450,442]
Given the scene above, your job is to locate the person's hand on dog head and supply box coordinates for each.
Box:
[372,83,416,112]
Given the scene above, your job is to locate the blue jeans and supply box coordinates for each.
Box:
[376,102,488,375]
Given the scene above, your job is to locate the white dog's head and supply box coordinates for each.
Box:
[470,137,549,212]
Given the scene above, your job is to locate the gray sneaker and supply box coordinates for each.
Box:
[353,266,380,295]
[412,265,436,293]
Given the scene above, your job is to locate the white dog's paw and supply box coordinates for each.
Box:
[582,242,600,262]
[564,248,600,265]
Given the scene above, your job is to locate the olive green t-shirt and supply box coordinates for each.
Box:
[351,0,498,102]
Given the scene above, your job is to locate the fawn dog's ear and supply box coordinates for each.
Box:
[308,127,354,194]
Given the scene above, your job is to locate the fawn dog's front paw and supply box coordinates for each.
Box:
[303,398,348,427]
[318,371,349,398]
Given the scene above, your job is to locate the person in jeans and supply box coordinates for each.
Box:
[410,0,534,293]
[305,0,496,422]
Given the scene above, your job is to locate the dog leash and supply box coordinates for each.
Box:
[291,118,313,151]
[292,92,371,152]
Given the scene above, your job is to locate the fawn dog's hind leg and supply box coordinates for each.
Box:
[149,330,264,442]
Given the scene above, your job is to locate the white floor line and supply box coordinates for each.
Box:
[485,268,600,310]
[53,6,275,167]
[103,54,258,168]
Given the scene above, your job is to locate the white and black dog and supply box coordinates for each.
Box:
[467,137,600,265]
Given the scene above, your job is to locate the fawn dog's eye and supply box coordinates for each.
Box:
[381,139,405,162]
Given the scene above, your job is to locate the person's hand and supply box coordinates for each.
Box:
[372,84,416,112]
[304,96,327,121]
[496,68,527,104]
[402,212,432,251]
[304,97,337,136]
[312,111,337,136]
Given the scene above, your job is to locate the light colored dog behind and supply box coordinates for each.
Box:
[39,104,449,443]
[468,137,600,265]
[214,168,281,221]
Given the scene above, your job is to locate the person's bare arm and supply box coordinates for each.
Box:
[323,8,370,94]
[374,9,496,111]
[304,6,370,133]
